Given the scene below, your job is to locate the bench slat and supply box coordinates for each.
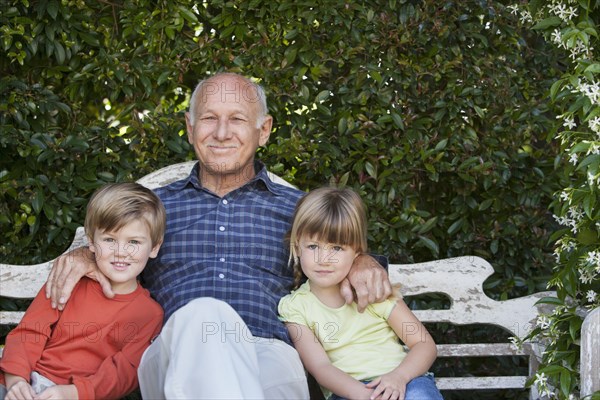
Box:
[436,343,527,357]
[436,376,528,390]
[0,311,25,325]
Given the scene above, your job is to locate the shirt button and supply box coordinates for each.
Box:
[219,226,225,231]
[222,199,228,205]
[218,273,225,279]
[219,257,225,262]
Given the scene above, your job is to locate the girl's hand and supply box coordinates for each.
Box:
[34,384,78,400]
[5,379,36,400]
[366,373,409,400]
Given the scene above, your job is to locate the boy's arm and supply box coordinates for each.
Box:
[368,300,437,399]
[4,373,36,400]
[71,308,163,399]
[0,285,59,381]
[286,323,373,400]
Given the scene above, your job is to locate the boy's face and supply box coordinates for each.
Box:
[88,219,161,294]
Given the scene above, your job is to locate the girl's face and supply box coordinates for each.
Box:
[297,235,358,289]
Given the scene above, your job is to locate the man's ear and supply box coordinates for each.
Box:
[185,112,194,144]
[258,115,273,146]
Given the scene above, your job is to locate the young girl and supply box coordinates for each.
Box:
[278,187,443,400]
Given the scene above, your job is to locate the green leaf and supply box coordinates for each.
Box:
[177,6,198,23]
[47,0,59,19]
[584,63,600,73]
[535,297,563,306]
[532,16,562,30]
[417,217,438,234]
[315,90,330,103]
[32,190,44,214]
[417,235,439,255]
[391,111,404,130]
[365,162,376,178]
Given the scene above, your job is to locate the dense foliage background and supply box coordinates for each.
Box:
[1,0,578,398]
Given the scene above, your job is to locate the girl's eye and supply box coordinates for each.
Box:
[307,244,318,250]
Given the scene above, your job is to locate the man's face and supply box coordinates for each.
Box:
[186,76,272,181]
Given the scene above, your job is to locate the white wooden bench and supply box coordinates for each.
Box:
[1,161,598,399]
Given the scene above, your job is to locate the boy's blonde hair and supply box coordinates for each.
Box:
[84,182,166,246]
[289,187,368,287]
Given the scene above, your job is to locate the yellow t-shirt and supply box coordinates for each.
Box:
[278,282,407,397]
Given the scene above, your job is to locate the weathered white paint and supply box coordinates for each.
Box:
[580,307,600,397]
[1,161,597,397]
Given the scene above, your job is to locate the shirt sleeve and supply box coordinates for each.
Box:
[0,284,60,381]
[366,298,397,320]
[277,293,309,327]
[71,301,163,400]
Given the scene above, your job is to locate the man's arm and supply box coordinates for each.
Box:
[341,254,392,312]
[45,246,113,309]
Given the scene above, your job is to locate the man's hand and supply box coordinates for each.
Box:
[45,246,113,310]
[35,384,78,400]
[341,254,392,312]
[5,375,35,400]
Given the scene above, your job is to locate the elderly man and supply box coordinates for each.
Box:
[47,72,392,399]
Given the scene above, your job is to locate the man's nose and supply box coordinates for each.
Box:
[214,119,232,141]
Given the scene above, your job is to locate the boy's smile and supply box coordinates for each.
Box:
[88,219,161,294]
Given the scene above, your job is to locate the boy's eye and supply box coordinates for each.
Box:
[331,245,343,252]
[129,240,140,245]
[103,238,115,243]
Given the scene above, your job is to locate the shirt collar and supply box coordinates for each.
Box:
[168,160,288,196]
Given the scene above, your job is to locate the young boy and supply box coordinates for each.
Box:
[0,182,165,400]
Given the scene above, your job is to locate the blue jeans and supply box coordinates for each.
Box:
[329,373,443,400]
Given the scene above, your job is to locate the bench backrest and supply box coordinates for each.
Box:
[2,161,597,398]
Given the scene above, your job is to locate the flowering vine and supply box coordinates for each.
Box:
[509,1,599,398]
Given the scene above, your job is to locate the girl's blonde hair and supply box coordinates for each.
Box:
[289,186,368,288]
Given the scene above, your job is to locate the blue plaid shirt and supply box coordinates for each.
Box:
[141,161,304,343]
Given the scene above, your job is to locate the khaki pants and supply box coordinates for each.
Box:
[138,298,309,399]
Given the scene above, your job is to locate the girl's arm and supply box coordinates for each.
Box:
[286,323,374,400]
[368,299,437,400]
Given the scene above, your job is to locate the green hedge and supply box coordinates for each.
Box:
[2,1,565,398]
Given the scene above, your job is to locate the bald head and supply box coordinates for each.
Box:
[189,73,268,128]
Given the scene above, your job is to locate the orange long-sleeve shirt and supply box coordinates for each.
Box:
[0,278,163,399]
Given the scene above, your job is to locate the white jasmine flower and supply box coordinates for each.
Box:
[563,116,577,129]
[586,290,597,303]
[569,152,578,165]
[537,315,551,329]
[589,117,600,136]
